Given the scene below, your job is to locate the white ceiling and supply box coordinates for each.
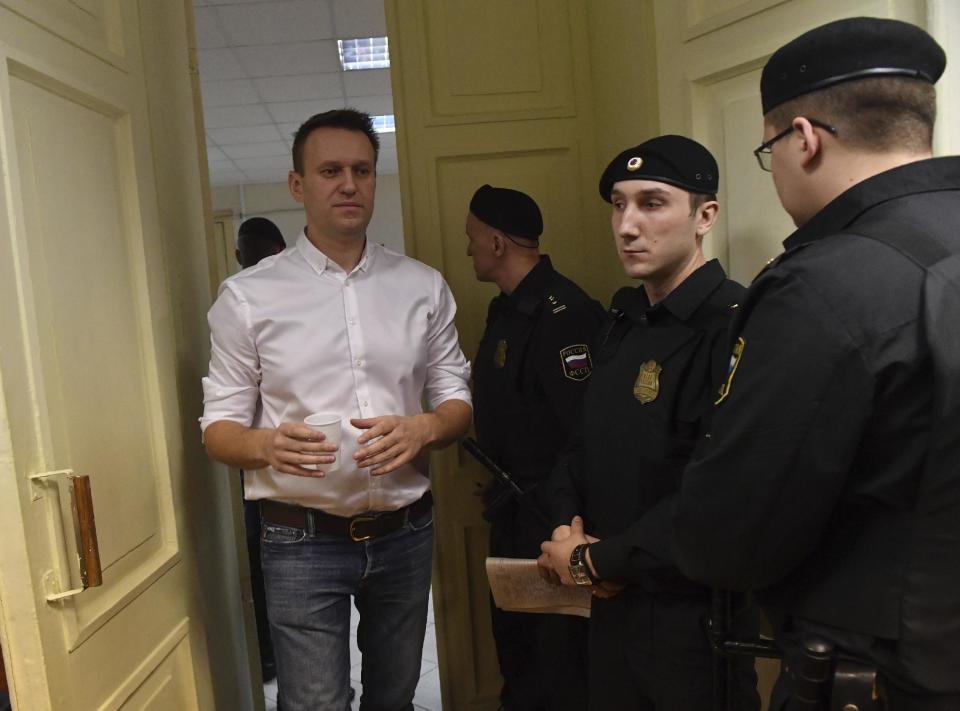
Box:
[193,0,398,186]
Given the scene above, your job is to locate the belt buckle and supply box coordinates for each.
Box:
[349,515,377,542]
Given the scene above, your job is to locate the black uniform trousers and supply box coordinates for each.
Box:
[489,499,589,711]
[588,588,759,711]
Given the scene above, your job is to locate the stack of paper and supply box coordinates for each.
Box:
[485,557,592,618]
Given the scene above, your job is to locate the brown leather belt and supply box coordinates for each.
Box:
[260,491,433,542]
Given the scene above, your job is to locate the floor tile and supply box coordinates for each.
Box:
[413,667,443,710]
[421,623,438,664]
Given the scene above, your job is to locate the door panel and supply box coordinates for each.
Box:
[418,0,576,122]
[0,1,212,708]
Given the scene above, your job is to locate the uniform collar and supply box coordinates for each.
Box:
[296,229,375,276]
[615,259,727,323]
[504,255,555,316]
[783,156,960,252]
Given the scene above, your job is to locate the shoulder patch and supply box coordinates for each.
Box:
[547,293,567,314]
[560,344,593,381]
[715,337,745,405]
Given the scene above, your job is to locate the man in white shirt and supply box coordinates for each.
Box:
[202,109,472,710]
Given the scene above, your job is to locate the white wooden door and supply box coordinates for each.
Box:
[386,1,604,707]
[0,1,216,708]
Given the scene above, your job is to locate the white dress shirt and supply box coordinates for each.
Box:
[202,232,472,516]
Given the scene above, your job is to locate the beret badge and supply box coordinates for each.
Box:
[626,156,643,172]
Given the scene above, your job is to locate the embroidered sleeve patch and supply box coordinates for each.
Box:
[560,344,593,381]
[715,337,745,405]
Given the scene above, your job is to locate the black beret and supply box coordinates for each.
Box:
[598,135,718,202]
[761,17,945,114]
[469,184,543,240]
[238,216,285,247]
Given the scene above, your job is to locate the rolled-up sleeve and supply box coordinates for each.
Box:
[200,283,261,432]
[422,271,472,410]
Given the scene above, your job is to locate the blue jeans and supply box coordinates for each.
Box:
[260,505,434,711]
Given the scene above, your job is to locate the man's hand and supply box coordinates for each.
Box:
[261,422,339,477]
[352,414,432,476]
[538,515,590,586]
[352,399,472,476]
[537,517,624,598]
[203,420,336,477]
[589,580,626,599]
[537,524,574,585]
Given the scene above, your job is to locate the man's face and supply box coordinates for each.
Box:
[763,118,812,227]
[465,212,497,282]
[288,127,376,240]
[610,179,703,284]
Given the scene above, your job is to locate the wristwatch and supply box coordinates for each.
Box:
[568,543,595,586]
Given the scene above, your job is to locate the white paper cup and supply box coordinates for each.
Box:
[304,413,341,472]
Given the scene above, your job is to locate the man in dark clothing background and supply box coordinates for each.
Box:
[467,185,603,710]
[234,215,286,684]
[236,216,286,270]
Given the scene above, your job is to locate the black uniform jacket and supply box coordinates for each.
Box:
[473,256,603,485]
[673,157,960,694]
[546,259,744,587]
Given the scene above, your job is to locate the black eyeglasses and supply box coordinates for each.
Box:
[753,119,838,171]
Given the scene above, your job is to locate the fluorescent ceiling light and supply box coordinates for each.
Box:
[372,115,395,134]
[338,37,390,71]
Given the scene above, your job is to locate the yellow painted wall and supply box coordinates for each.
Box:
[584,0,662,304]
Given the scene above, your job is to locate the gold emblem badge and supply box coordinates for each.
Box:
[715,337,745,405]
[626,156,643,172]
[494,339,508,368]
[634,360,661,403]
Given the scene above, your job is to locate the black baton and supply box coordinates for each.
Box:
[461,437,552,529]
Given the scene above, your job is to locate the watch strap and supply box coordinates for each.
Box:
[568,543,595,586]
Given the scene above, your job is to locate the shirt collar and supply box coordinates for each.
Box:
[615,259,727,323]
[296,229,375,276]
[505,255,555,316]
[783,157,960,252]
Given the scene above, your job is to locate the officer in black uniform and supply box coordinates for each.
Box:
[671,17,960,711]
[538,136,760,710]
[468,184,603,711]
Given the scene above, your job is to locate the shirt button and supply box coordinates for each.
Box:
[362,400,368,407]
[356,359,363,367]
[348,318,356,324]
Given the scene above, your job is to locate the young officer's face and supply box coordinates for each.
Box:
[288,127,376,240]
[763,118,815,228]
[610,179,707,285]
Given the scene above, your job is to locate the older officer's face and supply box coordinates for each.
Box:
[610,179,714,288]
[465,212,497,282]
[288,127,376,240]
